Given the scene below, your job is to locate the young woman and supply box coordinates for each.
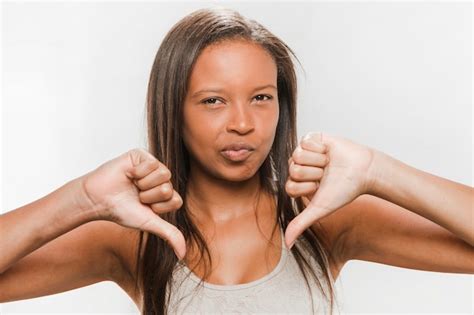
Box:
[1,7,472,315]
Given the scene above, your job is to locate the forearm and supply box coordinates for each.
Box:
[0,176,102,274]
[367,150,474,246]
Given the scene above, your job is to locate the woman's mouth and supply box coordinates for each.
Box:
[221,149,253,162]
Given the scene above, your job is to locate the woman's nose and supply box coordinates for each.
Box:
[226,102,255,135]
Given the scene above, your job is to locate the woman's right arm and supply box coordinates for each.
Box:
[0,176,123,302]
[0,176,102,275]
[0,148,185,303]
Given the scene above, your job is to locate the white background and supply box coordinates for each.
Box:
[1,0,472,314]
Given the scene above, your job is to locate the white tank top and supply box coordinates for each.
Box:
[166,225,340,314]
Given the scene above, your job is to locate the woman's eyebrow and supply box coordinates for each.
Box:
[190,84,277,98]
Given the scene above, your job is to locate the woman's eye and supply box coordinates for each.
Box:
[201,98,222,105]
[254,94,273,102]
[201,95,273,105]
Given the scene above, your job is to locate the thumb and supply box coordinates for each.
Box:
[285,203,324,250]
[137,207,187,260]
[285,188,332,249]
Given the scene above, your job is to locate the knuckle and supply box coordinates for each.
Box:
[148,159,161,170]
[158,168,172,181]
[160,183,174,199]
[300,137,312,147]
[290,164,303,179]
[292,147,304,161]
[285,180,296,194]
[172,194,183,208]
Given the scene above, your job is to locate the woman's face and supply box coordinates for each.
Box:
[182,39,279,182]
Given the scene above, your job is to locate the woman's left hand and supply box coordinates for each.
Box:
[284,131,377,249]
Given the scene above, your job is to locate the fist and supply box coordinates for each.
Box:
[284,132,375,249]
[80,148,186,259]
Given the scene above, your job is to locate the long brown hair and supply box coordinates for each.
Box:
[134,6,339,314]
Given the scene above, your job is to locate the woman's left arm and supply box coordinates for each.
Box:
[367,149,474,247]
[285,132,473,274]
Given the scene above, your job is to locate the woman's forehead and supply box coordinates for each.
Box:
[187,40,278,93]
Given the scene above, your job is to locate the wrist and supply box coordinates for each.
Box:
[69,176,106,221]
[365,149,393,197]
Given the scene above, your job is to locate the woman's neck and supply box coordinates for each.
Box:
[185,167,268,225]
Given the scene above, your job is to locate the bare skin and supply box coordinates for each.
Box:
[179,39,282,283]
[1,38,472,315]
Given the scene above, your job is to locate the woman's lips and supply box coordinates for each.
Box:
[221,149,253,162]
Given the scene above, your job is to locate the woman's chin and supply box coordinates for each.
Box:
[215,165,259,183]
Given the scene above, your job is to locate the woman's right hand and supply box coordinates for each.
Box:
[78,148,186,260]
